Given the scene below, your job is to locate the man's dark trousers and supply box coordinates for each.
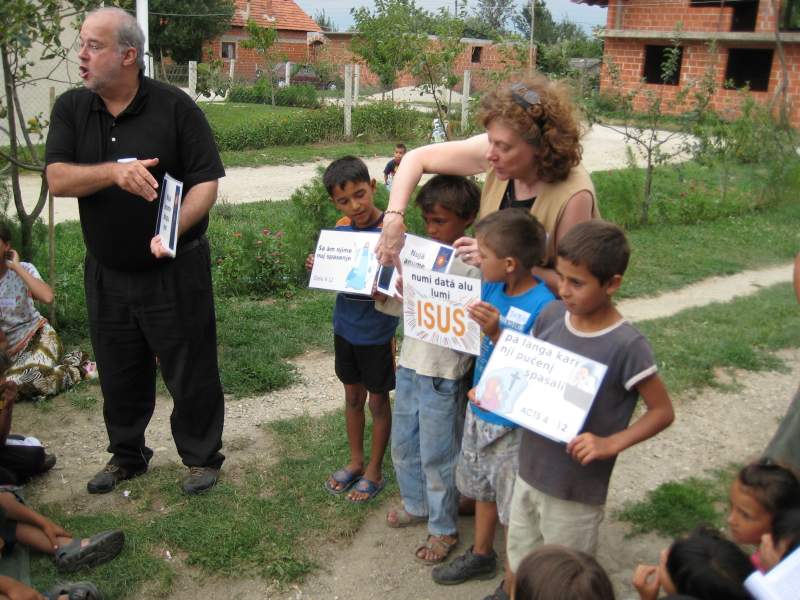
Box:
[84,237,224,471]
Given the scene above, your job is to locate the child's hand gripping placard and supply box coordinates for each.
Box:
[376,233,456,297]
[402,266,481,355]
[474,330,608,443]
[308,229,382,295]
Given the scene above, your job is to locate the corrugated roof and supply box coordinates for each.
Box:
[231,0,321,32]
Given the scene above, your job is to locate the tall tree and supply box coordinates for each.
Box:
[473,0,515,36]
[350,0,424,96]
[513,0,559,44]
[1,0,99,259]
[116,0,234,63]
[240,19,279,106]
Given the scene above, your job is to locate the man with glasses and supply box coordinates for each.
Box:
[45,7,225,495]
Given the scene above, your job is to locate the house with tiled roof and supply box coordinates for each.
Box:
[207,0,321,80]
[575,0,800,127]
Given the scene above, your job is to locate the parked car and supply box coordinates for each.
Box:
[270,63,336,89]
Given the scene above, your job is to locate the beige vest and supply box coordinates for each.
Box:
[479,165,599,266]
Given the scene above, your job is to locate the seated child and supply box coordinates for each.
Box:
[306,157,399,503]
[378,175,481,563]
[760,507,800,571]
[383,143,406,191]
[0,490,123,572]
[727,459,800,570]
[505,220,675,597]
[431,209,556,589]
[515,545,616,600]
[633,526,754,600]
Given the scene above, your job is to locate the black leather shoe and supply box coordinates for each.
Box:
[182,466,219,494]
[87,463,146,494]
[432,546,498,585]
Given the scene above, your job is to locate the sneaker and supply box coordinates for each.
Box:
[431,546,497,585]
[86,463,146,494]
[182,466,219,495]
[482,582,510,600]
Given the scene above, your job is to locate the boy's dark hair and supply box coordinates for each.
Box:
[666,526,754,600]
[772,507,800,559]
[557,220,630,284]
[395,143,407,151]
[474,209,546,270]
[738,459,800,515]
[414,175,480,221]
[515,545,616,600]
[322,156,371,195]
[0,222,11,243]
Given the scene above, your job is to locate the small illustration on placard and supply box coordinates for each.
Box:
[563,362,599,411]
[432,246,454,273]
[346,241,372,291]
[475,366,528,413]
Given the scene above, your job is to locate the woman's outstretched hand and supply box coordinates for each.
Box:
[375,213,406,266]
[454,236,481,267]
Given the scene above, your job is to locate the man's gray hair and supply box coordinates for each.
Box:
[87,7,146,71]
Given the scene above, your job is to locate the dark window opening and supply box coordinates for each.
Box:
[724,48,772,91]
[221,42,236,60]
[781,0,800,30]
[471,46,482,64]
[688,0,758,32]
[643,45,683,85]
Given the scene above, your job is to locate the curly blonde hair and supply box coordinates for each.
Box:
[479,74,583,183]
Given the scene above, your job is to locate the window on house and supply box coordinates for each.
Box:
[221,42,236,60]
[781,0,800,30]
[471,46,482,64]
[642,45,683,85]
[724,48,773,91]
[688,0,758,31]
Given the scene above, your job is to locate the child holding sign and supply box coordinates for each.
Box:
[432,209,556,588]
[505,220,674,593]
[377,175,481,563]
[305,157,399,503]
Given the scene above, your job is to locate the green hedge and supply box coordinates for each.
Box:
[211,102,429,151]
[228,83,320,108]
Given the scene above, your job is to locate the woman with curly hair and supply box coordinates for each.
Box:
[376,74,598,291]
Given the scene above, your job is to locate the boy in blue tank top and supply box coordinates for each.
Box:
[432,209,555,590]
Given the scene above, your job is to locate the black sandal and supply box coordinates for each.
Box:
[54,530,124,572]
[44,581,102,600]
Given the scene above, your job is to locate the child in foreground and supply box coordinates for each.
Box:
[378,175,481,563]
[633,526,753,600]
[505,220,675,597]
[759,507,800,572]
[306,156,399,503]
[431,209,556,590]
[727,459,800,570]
[515,545,615,600]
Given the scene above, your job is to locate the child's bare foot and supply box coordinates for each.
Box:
[415,534,458,564]
[324,465,362,495]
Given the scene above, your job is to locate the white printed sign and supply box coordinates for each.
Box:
[309,229,381,295]
[402,266,481,355]
[474,330,607,443]
[154,173,183,258]
[376,233,455,296]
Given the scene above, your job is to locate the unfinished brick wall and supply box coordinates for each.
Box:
[600,1,799,127]
[207,30,311,81]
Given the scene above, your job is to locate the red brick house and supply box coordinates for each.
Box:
[207,0,321,81]
[576,0,800,127]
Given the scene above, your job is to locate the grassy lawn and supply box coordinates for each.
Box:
[201,102,308,128]
[219,140,420,169]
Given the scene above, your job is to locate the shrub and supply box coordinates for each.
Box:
[227,83,264,104]
[352,101,429,140]
[275,85,319,108]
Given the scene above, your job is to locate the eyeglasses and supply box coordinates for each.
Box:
[510,83,541,110]
[74,39,108,53]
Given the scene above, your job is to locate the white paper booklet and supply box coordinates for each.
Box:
[308,229,382,295]
[745,546,800,600]
[154,173,183,258]
[474,330,607,443]
[402,266,481,355]
[375,233,456,296]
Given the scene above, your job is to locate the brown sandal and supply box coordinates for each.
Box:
[386,507,426,528]
[415,534,458,565]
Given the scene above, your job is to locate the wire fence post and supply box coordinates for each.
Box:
[188,61,197,97]
[354,64,360,107]
[344,64,353,138]
[461,69,471,135]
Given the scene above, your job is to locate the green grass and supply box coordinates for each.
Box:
[640,282,800,394]
[30,411,395,598]
[201,102,308,129]
[219,140,419,169]
[616,467,736,537]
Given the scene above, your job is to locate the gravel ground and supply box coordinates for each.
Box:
[17,124,688,224]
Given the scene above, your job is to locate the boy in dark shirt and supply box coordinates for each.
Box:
[306,157,399,503]
[383,143,407,190]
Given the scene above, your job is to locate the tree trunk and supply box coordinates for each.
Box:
[641,156,654,226]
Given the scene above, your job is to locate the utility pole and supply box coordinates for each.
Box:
[529,0,535,73]
[136,0,150,77]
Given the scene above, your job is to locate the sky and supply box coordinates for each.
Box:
[294,1,608,33]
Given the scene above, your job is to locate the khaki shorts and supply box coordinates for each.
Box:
[455,409,520,525]
[506,474,605,572]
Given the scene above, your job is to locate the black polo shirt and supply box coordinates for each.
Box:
[45,75,225,271]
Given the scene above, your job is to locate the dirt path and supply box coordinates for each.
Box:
[17,124,687,224]
[12,264,796,599]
